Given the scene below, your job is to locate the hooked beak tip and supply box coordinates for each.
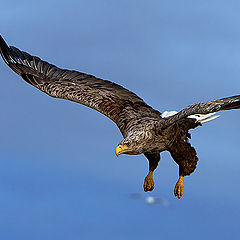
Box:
[115,145,124,157]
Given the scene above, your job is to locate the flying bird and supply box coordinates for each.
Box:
[1,35,240,199]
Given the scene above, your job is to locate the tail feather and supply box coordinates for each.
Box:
[188,112,220,124]
[162,110,220,124]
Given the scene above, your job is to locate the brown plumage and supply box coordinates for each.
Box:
[1,35,240,199]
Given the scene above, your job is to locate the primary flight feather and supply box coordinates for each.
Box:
[1,35,239,199]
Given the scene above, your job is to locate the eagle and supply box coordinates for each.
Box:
[1,35,239,199]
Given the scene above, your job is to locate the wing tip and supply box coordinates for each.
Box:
[220,96,240,111]
[0,35,11,65]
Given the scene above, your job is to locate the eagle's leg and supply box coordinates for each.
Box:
[174,175,184,199]
[143,152,160,192]
[168,125,199,199]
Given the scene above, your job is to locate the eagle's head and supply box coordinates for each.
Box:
[115,131,154,156]
[115,140,137,156]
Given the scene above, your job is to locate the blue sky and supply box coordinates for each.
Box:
[1,1,240,239]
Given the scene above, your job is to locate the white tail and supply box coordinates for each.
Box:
[161,111,220,124]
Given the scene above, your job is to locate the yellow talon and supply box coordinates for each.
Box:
[144,171,154,192]
[174,176,184,199]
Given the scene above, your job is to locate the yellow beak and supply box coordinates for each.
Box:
[115,144,129,157]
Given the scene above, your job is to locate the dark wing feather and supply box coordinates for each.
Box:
[162,95,240,128]
[0,36,161,134]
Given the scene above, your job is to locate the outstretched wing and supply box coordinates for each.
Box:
[0,35,161,134]
[163,95,240,128]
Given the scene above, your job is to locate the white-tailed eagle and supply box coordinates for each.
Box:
[1,35,239,199]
